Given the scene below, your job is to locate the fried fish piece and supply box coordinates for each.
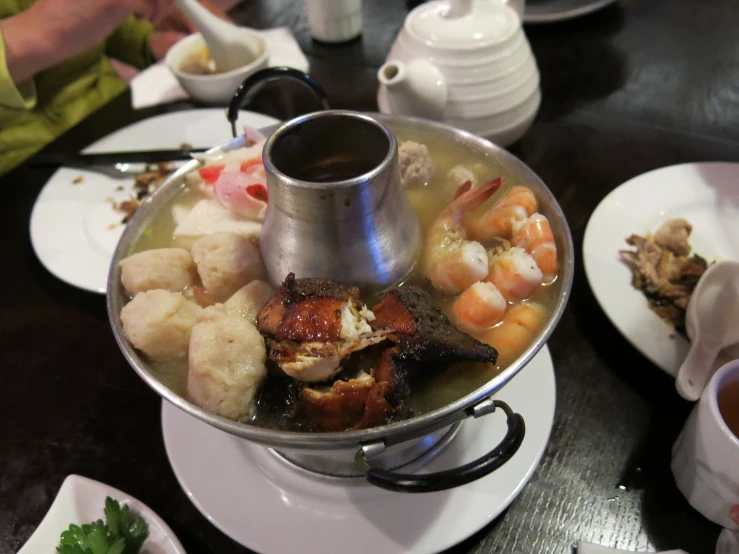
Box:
[370,286,499,366]
[294,284,499,431]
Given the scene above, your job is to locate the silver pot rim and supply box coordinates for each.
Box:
[106,112,574,450]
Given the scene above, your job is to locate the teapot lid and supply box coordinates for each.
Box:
[406,0,518,49]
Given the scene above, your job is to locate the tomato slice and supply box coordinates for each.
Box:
[198,164,225,185]
[240,159,263,174]
[246,183,268,203]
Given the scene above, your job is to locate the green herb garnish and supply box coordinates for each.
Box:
[56,497,149,554]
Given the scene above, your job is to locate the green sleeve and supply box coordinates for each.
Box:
[105,15,156,70]
[0,24,36,112]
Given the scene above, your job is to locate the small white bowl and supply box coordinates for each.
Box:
[165,31,269,105]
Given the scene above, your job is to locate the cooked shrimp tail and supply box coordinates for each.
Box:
[479,302,546,367]
[487,246,543,302]
[425,178,503,294]
[466,185,538,241]
[512,213,558,277]
[452,281,507,334]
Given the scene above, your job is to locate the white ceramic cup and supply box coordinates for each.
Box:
[671,358,739,529]
[305,0,362,43]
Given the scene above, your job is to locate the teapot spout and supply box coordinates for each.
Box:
[378,60,447,120]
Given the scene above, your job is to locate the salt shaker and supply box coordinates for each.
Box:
[305,0,363,43]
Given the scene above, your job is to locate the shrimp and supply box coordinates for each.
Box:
[425,178,503,294]
[512,213,558,277]
[466,185,537,241]
[452,281,507,334]
[479,302,546,368]
[487,246,543,302]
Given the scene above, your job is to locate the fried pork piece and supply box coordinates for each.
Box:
[620,220,708,333]
[299,372,379,431]
[257,273,389,382]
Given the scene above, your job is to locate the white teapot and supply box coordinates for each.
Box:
[377,0,540,147]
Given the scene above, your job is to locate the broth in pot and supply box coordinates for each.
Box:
[116,123,561,432]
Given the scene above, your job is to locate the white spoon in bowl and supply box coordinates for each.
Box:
[676,260,739,401]
[174,0,261,72]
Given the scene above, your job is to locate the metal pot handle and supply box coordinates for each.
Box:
[227,67,331,138]
[354,400,525,493]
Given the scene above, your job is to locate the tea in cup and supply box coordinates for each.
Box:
[672,358,739,528]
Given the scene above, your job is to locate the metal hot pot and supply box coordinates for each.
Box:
[107,68,574,493]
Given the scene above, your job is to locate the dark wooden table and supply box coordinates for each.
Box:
[2,0,736,552]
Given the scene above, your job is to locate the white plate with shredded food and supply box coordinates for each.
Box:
[29,109,279,294]
[583,162,739,376]
[522,0,619,24]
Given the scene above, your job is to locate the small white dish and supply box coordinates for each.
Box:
[672,358,739,529]
[523,0,619,23]
[165,31,269,105]
[17,474,186,554]
[29,109,279,294]
[161,345,556,554]
[583,162,739,376]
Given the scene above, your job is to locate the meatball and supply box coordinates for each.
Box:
[223,280,276,325]
[447,165,478,190]
[398,140,434,188]
[119,248,196,296]
[190,232,265,302]
[654,218,693,256]
[188,306,267,421]
[120,290,202,360]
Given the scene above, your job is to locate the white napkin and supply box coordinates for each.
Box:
[131,27,310,109]
[577,542,690,554]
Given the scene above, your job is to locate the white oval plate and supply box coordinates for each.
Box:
[17,474,186,554]
[583,162,739,376]
[523,0,619,23]
[161,345,555,554]
[30,109,279,294]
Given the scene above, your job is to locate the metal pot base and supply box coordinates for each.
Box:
[268,422,462,481]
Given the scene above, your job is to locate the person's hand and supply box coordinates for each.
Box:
[149,30,188,60]
[1,0,167,82]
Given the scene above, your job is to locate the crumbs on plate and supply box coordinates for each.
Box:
[109,162,176,225]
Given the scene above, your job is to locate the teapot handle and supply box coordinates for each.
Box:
[227,67,331,138]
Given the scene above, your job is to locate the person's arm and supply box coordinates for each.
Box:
[0,0,169,84]
[0,14,39,109]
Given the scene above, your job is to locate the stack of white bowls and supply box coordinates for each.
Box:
[377,0,540,147]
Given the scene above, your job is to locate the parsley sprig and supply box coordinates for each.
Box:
[56,497,149,554]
